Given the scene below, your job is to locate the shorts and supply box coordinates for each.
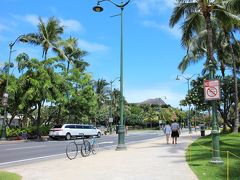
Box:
[171,130,179,138]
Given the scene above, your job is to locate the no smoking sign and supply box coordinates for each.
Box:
[204,79,221,100]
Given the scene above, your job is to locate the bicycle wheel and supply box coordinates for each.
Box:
[92,141,99,155]
[66,142,78,160]
[81,140,91,157]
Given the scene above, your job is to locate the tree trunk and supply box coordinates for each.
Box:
[36,102,42,139]
[218,54,228,132]
[231,33,239,133]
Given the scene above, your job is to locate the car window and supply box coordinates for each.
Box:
[65,125,76,129]
[76,125,83,129]
[84,125,90,129]
[53,125,62,128]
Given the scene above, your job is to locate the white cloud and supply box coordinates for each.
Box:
[142,20,181,38]
[125,87,184,108]
[24,14,40,26]
[60,19,85,33]
[134,0,176,15]
[77,39,109,53]
[14,14,85,33]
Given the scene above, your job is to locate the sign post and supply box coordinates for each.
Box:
[204,79,220,101]
[204,78,223,164]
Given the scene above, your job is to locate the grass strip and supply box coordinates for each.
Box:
[186,133,240,180]
[0,171,21,180]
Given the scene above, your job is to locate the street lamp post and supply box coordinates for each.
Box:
[1,35,26,140]
[93,0,130,150]
[109,77,120,134]
[208,61,223,164]
[176,74,199,134]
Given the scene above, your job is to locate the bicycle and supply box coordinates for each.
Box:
[89,136,99,155]
[66,133,91,160]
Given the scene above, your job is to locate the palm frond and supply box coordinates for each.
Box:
[214,6,240,31]
[24,33,41,45]
[169,2,198,27]
[226,0,240,14]
[178,55,191,73]
[181,12,205,47]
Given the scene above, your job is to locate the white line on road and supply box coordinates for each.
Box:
[99,141,114,145]
[6,145,46,151]
[0,153,66,166]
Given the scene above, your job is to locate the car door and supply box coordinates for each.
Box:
[83,125,91,136]
[64,125,75,136]
[90,126,97,135]
[76,125,84,137]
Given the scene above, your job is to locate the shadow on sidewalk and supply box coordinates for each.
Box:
[130,133,199,156]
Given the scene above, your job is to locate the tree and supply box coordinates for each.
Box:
[183,76,240,131]
[170,0,240,132]
[16,53,65,138]
[93,79,110,125]
[23,16,64,60]
[126,104,145,127]
[57,37,89,73]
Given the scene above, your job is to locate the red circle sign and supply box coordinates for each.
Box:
[207,87,217,97]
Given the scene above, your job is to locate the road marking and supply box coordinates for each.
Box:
[0,153,66,166]
[6,145,46,151]
[99,141,114,145]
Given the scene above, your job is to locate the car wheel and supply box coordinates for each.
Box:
[66,133,71,140]
[97,132,101,138]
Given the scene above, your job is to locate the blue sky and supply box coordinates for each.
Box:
[0,0,205,108]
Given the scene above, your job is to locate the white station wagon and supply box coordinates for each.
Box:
[49,124,102,140]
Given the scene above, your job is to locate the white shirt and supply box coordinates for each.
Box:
[164,124,172,135]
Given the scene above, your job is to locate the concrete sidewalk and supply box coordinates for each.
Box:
[3,131,202,180]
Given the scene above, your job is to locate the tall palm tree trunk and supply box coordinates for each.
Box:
[37,102,42,139]
[204,10,215,65]
[229,33,239,132]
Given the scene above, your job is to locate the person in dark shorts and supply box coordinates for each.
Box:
[171,120,180,144]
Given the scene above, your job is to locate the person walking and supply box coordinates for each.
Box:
[163,121,172,144]
[171,120,180,144]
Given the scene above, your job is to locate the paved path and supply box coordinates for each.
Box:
[2,131,203,180]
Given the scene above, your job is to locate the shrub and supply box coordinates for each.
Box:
[40,125,51,136]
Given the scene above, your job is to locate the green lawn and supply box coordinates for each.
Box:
[0,171,21,180]
[186,133,240,180]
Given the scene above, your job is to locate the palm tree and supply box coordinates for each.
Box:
[58,37,89,73]
[93,79,110,125]
[24,16,64,60]
[94,79,109,108]
[215,1,240,132]
[170,0,240,132]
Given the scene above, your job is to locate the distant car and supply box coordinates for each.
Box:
[49,124,102,140]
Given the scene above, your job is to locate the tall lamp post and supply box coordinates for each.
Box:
[109,77,120,134]
[208,61,223,164]
[1,35,26,140]
[93,0,130,150]
[176,74,199,134]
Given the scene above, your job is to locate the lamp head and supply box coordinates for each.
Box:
[93,3,103,12]
[10,63,14,68]
[19,36,28,43]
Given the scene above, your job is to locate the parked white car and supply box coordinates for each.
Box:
[49,124,102,140]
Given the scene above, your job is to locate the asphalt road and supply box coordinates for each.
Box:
[0,130,164,168]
